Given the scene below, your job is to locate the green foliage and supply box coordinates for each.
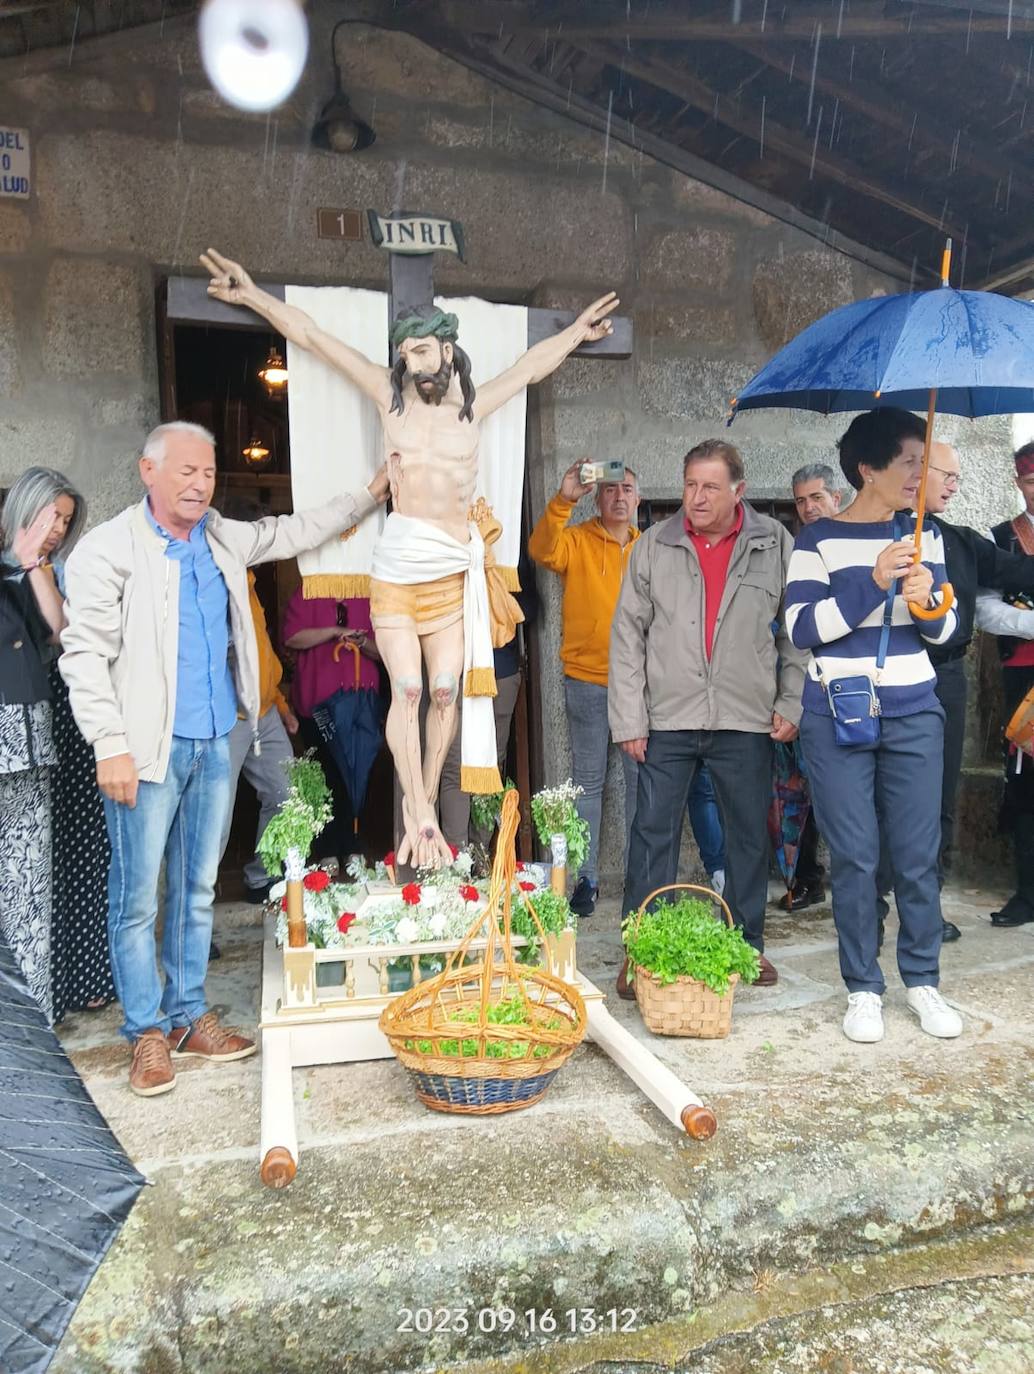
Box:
[404,992,564,1060]
[257,752,333,877]
[470,777,517,834]
[510,889,574,965]
[622,896,760,996]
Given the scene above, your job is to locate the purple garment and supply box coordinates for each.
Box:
[282,590,379,718]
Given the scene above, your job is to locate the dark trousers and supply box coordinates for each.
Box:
[800,709,944,995]
[797,809,823,886]
[623,729,773,952]
[934,658,968,882]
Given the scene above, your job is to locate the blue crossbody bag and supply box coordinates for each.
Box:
[819,518,901,749]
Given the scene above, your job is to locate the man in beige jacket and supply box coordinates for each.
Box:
[61,421,388,1097]
[609,439,806,988]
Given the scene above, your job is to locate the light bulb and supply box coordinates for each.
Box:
[198,0,308,113]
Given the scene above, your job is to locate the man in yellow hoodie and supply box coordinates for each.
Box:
[529,461,640,916]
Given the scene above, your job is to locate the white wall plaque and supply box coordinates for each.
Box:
[0,127,29,199]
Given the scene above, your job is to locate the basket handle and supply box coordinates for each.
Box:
[632,882,734,941]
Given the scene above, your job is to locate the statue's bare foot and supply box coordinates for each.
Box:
[402,808,453,872]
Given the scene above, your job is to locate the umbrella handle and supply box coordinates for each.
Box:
[909,582,955,621]
[332,638,363,687]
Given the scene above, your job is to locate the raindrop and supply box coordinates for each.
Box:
[759,94,766,158]
[489,94,495,146]
[837,0,845,40]
[949,128,960,175]
[809,106,824,178]
[807,22,822,125]
[731,0,743,21]
[907,112,917,152]
[1008,0,1014,41]
[761,0,768,31]
[602,88,614,193]
[67,2,81,67]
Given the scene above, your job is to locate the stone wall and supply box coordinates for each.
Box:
[0,11,1020,877]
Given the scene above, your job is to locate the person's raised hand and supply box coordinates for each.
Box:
[200,248,255,305]
[619,737,648,764]
[97,753,139,808]
[12,503,59,569]
[574,291,619,343]
[902,560,934,607]
[559,460,595,503]
[873,539,917,592]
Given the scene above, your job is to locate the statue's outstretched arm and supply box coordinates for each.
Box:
[476,290,619,418]
[201,248,390,406]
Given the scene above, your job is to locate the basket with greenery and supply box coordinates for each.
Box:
[622,884,760,1038]
[530,780,590,875]
[379,790,586,1115]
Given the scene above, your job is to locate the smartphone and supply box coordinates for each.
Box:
[580,459,627,486]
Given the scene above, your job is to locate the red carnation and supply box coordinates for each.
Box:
[516,861,526,872]
[448,844,459,859]
[337,912,356,934]
[518,881,536,892]
[384,851,396,868]
[402,882,421,906]
[304,870,331,892]
[459,884,479,902]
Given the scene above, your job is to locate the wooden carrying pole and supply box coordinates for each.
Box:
[908,240,956,622]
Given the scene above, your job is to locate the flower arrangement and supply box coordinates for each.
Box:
[271,866,365,949]
[257,753,332,878]
[530,780,590,875]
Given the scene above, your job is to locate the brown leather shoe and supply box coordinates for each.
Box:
[616,958,636,1001]
[129,1028,176,1097]
[167,1010,257,1062]
[755,954,779,986]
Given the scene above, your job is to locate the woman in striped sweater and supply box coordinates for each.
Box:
[785,408,963,1045]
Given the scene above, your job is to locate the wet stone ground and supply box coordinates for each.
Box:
[52,878,1034,1372]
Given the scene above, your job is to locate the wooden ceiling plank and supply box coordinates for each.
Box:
[731,37,1025,191]
[575,39,968,238]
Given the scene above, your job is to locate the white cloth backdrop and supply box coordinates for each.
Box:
[286,284,388,597]
[285,287,528,593]
[436,295,529,587]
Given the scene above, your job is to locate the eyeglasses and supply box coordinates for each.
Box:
[929,465,962,488]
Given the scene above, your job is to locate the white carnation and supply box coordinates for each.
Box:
[428,911,447,938]
[395,916,419,944]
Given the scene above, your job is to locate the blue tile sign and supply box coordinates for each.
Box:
[0,127,29,198]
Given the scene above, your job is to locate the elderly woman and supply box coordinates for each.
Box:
[1,466,112,1023]
[785,408,963,1046]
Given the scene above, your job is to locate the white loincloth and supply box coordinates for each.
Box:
[372,513,501,795]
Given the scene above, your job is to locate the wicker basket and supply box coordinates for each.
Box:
[629,883,741,1039]
[380,792,586,1115]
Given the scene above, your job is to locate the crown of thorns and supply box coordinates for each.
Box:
[390,307,459,348]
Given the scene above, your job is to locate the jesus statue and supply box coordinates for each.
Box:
[201,248,619,869]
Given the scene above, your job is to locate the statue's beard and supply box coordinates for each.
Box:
[412,357,453,405]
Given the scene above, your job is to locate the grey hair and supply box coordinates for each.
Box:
[142,420,216,466]
[1,466,87,559]
[791,462,842,492]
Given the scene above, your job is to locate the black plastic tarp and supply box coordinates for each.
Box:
[0,933,144,1373]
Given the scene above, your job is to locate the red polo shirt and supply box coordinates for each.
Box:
[685,504,744,660]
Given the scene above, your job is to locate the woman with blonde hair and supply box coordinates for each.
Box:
[0,466,113,1021]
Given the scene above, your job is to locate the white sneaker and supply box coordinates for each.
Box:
[843,991,885,1042]
[905,985,963,1038]
[710,868,726,898]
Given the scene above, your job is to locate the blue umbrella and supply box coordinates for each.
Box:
[729,242,1034,621]
[311,641,385,836]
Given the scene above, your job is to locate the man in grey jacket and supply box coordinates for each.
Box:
[61,421,388,1097]
[609,439,807,988]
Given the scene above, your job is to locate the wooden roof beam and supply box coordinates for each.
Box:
[575,39,969,239]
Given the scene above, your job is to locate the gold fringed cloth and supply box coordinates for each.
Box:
[435,294,529,594]
[285,285,388,599]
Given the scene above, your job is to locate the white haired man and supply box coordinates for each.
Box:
[60,422,388,1097]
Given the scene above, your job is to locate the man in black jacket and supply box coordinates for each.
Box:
[921,444,1034,931]
[985,442,1034,926]
[879,442,1034,943]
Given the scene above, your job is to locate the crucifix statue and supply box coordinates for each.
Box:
[199,242,624,870]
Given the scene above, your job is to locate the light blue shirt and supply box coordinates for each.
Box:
[145,501,237,739]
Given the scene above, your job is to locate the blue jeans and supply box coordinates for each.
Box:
[104,735,231,1041]
[687,765,726,876]
[564,675,638,884]
[800,709,944,995]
